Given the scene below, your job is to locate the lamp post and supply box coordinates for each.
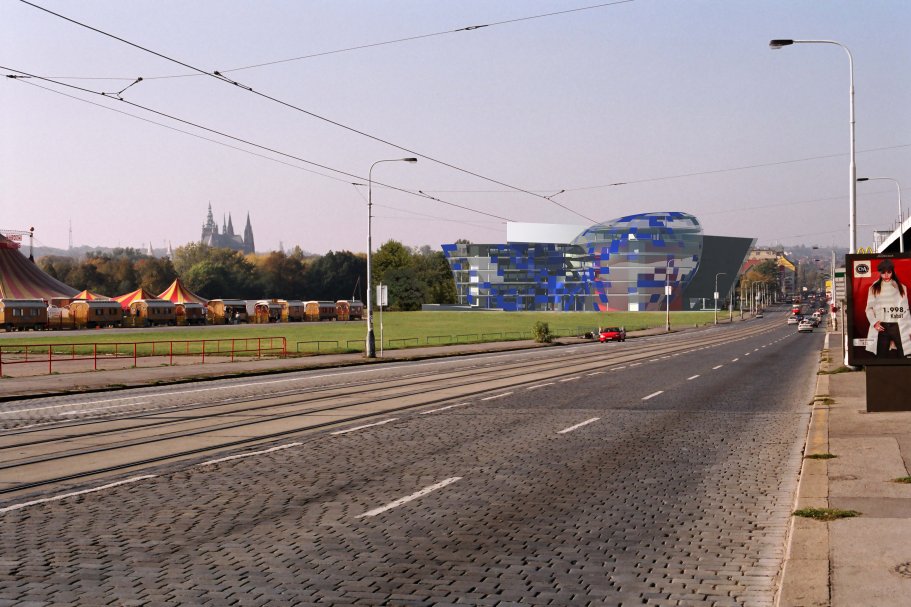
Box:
[857,177,904,253]
[770,39,857,253]
[665,257,672,333]
[713,272,727,325]
[366,158,417,358]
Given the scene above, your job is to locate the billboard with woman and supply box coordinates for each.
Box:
[846,253,911,366]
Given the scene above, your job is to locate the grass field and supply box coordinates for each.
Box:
[0,310,722,356]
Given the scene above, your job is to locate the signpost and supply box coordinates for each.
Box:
[377,284,388,357]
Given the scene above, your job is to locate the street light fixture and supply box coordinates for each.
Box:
[770,38,857,252]
[714,272,727,325]
[857,177,904,253]
[366,158,418,358]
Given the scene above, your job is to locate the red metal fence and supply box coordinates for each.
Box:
[0,337,287,376]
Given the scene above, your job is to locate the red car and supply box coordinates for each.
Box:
[599,327,627,342]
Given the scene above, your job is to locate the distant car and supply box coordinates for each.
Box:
[755,312,764,318]
[787,316,800,325]
[798,320,815,333]
[599,327,627,342]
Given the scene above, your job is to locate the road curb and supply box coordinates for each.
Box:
[776,332,832,607]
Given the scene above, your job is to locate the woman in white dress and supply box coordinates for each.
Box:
[865,259,911,358]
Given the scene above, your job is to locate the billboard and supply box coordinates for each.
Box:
[845,253,911,366]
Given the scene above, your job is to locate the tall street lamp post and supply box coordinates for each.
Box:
[366,158,418,358]
[770,39,857,253]
[858,177,904,253]
[714,272,727,325]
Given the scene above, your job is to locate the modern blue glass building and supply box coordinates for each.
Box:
[441,212,751,312]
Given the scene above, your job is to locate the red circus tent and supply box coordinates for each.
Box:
[72,289,110,301]
[0,234,79,299]
[113,287,158,310]
[157,278,207,305]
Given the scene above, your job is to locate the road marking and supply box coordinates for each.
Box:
[199,442,302,466]
[642,391,664,400]
[586,371,605,376]
[745,352,751,356]
[712,365,723,370]
[630,362,643,367]
[611,366,626,371]
[649,358,661,362]
[687,375,700,380]
[559,377,580,382]
[331,418,398,435]
[481,392,513,401]
[420,402,469,414]
[357,477,461,518]
[0,475,157,514]
[526,383,554,390]
[558,417,600,434]
[732,358,739,362]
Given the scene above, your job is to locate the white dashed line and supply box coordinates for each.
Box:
[630,362,643,367]
[642,391,664,400]
[331,418,398,435]
[586,371,606,376]
[526,383,554,390]
[687,375,700,380]
[356,477,461,518]
[558,418,600,434]
[199,442,302,466]
[481,392,513,401]
[731,358,739,362]
[712,365,723,370]
[0,475,157,514]
[420,403,469,414]
[611,366,626,371]
[559,377,580,382]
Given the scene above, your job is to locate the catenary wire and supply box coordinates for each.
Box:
[18,0,597,223]
[3,67,513,223]
[29,1,636,81]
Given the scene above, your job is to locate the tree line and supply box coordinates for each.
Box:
[38,240,457,310]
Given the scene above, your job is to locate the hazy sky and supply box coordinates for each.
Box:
[2,0,909,254]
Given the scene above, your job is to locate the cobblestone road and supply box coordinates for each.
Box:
[0,324,819,606]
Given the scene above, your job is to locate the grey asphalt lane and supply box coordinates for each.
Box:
[0,316,820,606]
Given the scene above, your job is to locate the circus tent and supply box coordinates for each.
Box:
[0,234,79,299]
[72,289,111,301]
[113,287,158,310]
[157,278,207,305]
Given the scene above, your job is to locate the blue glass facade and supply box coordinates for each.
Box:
[442,212,704,311]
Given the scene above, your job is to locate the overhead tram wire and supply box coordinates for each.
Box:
[28,0,635,81]
[19,0,599,224]
[3,66,512,224]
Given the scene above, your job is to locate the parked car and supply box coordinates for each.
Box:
[798,319,815,333]
[599,327,626,342]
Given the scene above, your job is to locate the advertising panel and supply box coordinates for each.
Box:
[845,253,911,366]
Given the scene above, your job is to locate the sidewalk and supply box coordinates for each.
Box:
[778,331,911,606]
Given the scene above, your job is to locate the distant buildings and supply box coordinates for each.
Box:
[201,203,255,254]
[441,212,754,312]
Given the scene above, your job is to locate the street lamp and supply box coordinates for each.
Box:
[857,177,904,253]
[770,39,857,252]
[366,158,418,358]
[714,272,726,325]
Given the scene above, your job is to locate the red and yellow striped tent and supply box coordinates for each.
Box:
[113,287,158,310]
[72,289,110,301]
[157,278,207,305]
[0,234,79,299]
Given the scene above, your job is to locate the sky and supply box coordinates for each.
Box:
[1,0,909,255]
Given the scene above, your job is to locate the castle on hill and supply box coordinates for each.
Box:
[201,203,255,254]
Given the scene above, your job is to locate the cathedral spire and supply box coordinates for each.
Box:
[243,212,255,255]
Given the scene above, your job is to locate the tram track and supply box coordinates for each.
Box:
[0,319,785,502]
